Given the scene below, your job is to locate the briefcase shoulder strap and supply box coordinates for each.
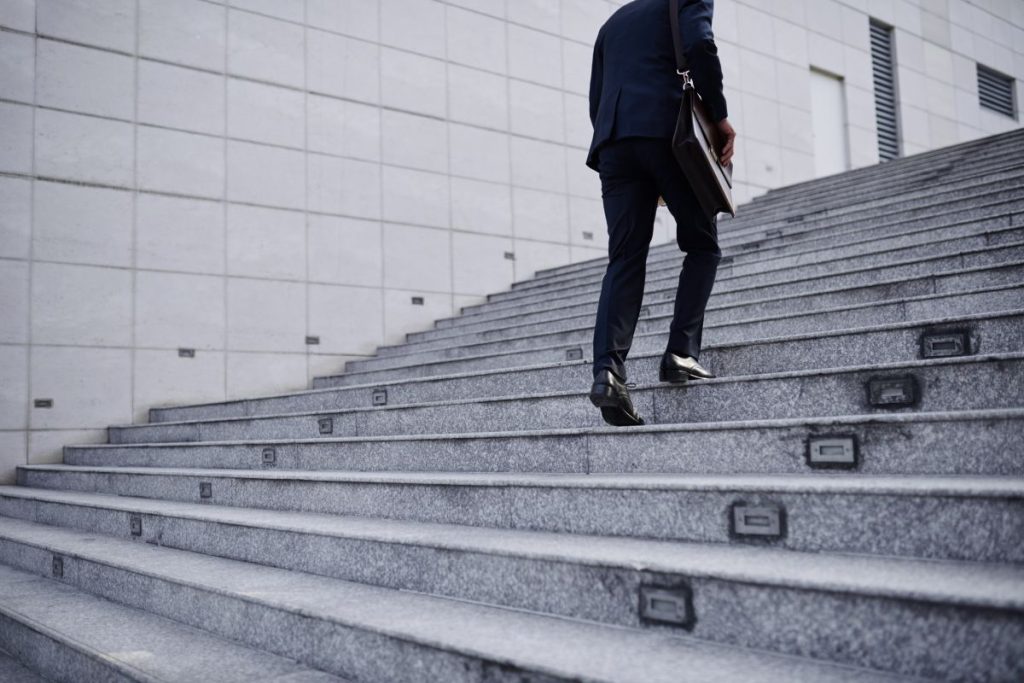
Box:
[668,0,689,76]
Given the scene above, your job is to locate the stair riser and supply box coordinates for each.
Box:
[481,200,1024,308]
[514,182,1024,294]
[321,284,1024,386]
[15,470,1023,563]
[165,311,1024,424]
[0,539,551,683]
[389,238,1024,357]
[118,357,1024,442]
[437,240,1024,333]
[344,282,1024,374]
[0,497,1018,681]
[75,415,1024,476]
[532,149,1024,282]
[0,610,136,683]
[412,223,1023,343]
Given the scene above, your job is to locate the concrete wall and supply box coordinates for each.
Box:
[1,0,1022,481]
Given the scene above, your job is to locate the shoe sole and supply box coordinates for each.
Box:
[659,367,714,383]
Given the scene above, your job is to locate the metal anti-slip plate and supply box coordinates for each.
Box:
[867,375,919,407]
[807,435,858,469]
[732,504,784,538]
[261,447,276,466]
[372,389,388,406]
[920,331,969,358]
[566,348,584,361]
[130,513,142,536]
[639,586,695,629]
[318,417,334,435]
[199,482,212,499]
[52,556,63,578]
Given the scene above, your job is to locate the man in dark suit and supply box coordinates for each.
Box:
[586,0,736,427]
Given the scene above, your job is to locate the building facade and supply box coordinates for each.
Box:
[0,0,1022,481]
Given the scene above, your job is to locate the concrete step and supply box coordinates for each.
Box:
[74,409,1024,476]
[388,227,1024,354]
[475,213,1024,313]
[0,562,343,683]
[736,133,1024,214]
[0,648,45,683]
[1,487,1020,681]
[111,353,1024,442]
[14,467,1024,563]
[519,171,1024,292]
[714,155,1023,244]
[742,131,1024,214]
[321,281,1024,386]
[168,308,1023,423]
[344,279,1024,376]
[0,517,911,683]
[437,238,1024,334]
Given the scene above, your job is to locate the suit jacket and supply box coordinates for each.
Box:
[586,0,728,171]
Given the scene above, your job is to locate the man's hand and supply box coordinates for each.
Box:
[715,117,735,167]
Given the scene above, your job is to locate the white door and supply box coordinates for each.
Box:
[809,68,850,177]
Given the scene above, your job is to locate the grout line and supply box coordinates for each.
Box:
[222,1,230,402]
[23,1,38,469]
[129,0,140,425]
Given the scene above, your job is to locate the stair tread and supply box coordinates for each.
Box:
[83,408,1024,446]
[0,562,344,683]
[0,517,922,683]
[3,486,1022,612]
[18,464,1024,496]
[109,352,1024,430]
[160,306,1024,411]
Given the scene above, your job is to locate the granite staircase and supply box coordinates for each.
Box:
[2,129,1024,682]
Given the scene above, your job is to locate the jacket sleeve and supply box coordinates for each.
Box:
[679,0,728,122]
[589,29,604,127]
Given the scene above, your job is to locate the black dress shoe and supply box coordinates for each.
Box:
[659,351,715,383]
[589,369,645,427]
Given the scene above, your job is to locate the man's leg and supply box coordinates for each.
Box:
[592,140,660,381]
[646,140,722,360]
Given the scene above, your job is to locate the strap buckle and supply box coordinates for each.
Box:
[677,69,693,87]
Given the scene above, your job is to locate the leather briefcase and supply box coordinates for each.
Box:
[668,0,736,220]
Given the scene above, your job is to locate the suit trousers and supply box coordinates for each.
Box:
[592,136,722,381]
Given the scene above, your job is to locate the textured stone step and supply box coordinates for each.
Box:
[0,562,342,683]
[0,648,45,683]
[112,353,1024,442]
[322,282,1024,387]
[0,518,908,683]
[347,280,1024,375]
[388,236,1024,355]
[743,132,1024,213]
[0,487,1020,681]
[14,468,1024,563]
[474,219,1024,314]
[519,172,1024,292]
[75,410,1024,476]
[176,308,1023,421]
[440,239,1024,332]
[736,134,1024,213]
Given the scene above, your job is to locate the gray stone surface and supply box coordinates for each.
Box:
[0,648,47,683]
[71,410,1024,476]
[4,128,1024,683]
[114,353,1024,442]
[0,519,913,683]
[161,308,1023,421]
[502,192,1024,297]
[0,487,1020,680]
[0,563,344,683]
[15,466,1024,563]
